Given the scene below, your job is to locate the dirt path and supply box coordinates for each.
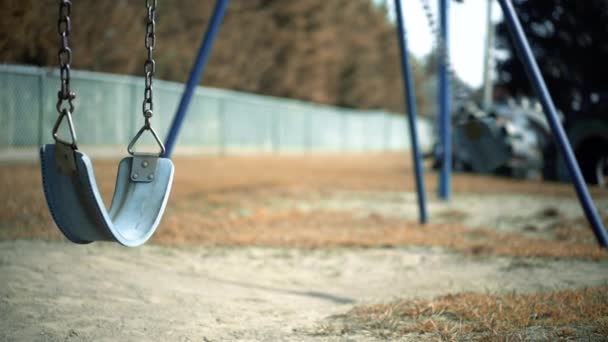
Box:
[2,240,608,341]
[295,190,608,233]
[2,154,608,340]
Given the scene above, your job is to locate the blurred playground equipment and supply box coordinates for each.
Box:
[2,0,603,247]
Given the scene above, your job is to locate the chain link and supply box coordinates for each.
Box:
[142,0,157,128]
[127,0,165,156]
[419,0,473,104]
[56,0,75,114]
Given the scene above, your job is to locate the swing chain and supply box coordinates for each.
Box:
[53,0,78,150]
[128,0,165,157]
[56,0,75,115]
[142,0,157,128]
[418,0,474,104]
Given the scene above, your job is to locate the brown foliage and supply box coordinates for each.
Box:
[0,0,432,113]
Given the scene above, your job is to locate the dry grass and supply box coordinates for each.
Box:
[324,286,608,340]
[154,209,607,260]
[1,153,606,259]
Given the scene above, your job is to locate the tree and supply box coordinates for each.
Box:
[495,0,608,120]
[0,0,435,115]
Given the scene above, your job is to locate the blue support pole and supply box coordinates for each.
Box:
[394,0,428,224]
[438,0,452,200]
[497,0,608,247]
[164,0,229,157]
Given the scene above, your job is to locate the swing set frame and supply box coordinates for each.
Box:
[160,0,608,248]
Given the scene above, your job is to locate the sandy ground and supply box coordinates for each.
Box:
[292,189,608,235]
[2,240,608,342]
[1,153,608,341]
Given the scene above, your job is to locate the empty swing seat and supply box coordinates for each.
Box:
[40,144,174,247]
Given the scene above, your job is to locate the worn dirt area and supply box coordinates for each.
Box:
[2,153,606,249]
[2,240,608,341]
[1,153,608,340]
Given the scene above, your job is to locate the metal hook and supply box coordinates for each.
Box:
[127,124,166,157]
[52,108,78,149]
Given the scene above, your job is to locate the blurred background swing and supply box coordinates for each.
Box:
[39,0,174,247]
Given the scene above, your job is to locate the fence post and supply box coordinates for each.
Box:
[219,96,227,155]
[385,114,392,151]
[37,71,45,146]
[307,109,313,153]
[5,73,14,147]
[341,110,347,152]
[129,81,138,145]
[272,106,280,154]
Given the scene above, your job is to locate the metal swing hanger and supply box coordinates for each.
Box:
[39,0,174,247]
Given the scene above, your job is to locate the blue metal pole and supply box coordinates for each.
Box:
[394,0,428,224]
[163,0,229,157]
[438,0,452,200]
[497,0,608,247]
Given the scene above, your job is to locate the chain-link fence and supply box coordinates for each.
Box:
[0,64,433,159]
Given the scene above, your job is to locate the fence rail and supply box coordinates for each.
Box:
[0,64,433,157]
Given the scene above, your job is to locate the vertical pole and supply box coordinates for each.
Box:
[307,110,313,153]
[341,110,347,152]
[394,0,428,224]
[218,96,226,155]
[129,80,139,144]
[497,0,608,247]
[37,72,45,146]
[438,0,451,200]
[272,107,280,154]
[384,112,391,151]
[482,0,495,111]
[164,0,229,157]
